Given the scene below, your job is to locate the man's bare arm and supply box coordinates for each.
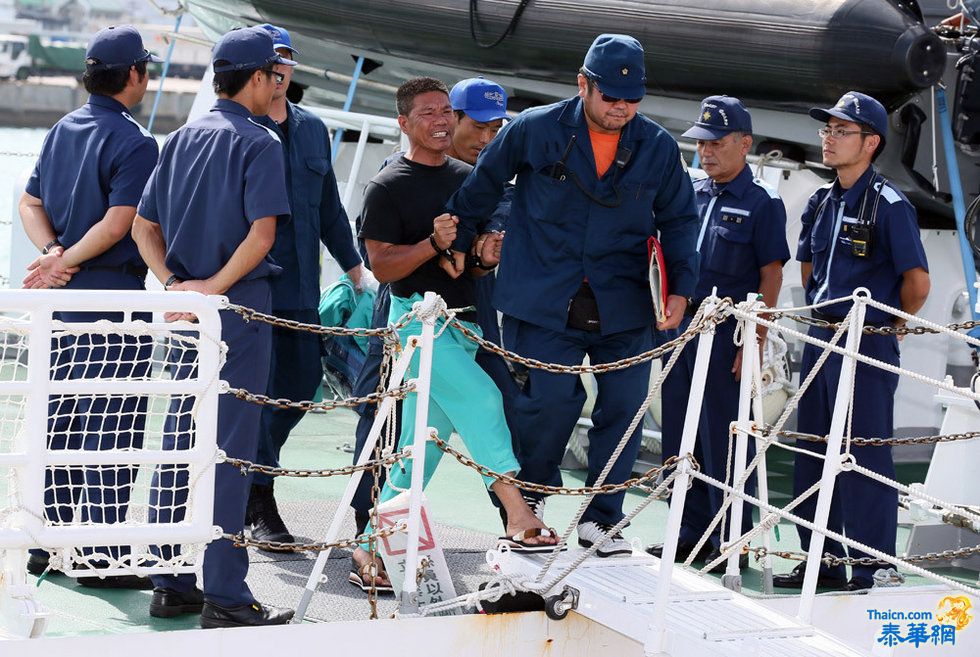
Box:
[131,215,173,286]
[18,192,57,250]
[59,205,139,269]
[366,212,459,283]
[366,238,437,283]
[800,261,812,289]
[898,267,930,323]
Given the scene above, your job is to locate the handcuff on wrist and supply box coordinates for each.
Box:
[429,233,455,262]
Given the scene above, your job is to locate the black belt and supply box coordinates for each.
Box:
[79,263,148,279]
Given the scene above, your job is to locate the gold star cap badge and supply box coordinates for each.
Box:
[702,110,712,121]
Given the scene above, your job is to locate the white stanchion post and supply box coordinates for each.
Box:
[340,119,372,211]
[723,294,757,590]
[399,291,438,614]
[0,301,54,637]
[293,340,418,622]
[750,340,775,594]
[796,293,867,623]
[186,298,223,567]
[644,298,718,656]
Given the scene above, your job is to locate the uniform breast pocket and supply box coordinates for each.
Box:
[810,232,829,254]
[302,156,330,205]
[705,222,754,277]
[522,154,567,221]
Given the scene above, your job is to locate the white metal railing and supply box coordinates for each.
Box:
[0,290,223,571]
[293,291,437,621]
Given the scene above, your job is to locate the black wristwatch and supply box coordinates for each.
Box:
[42,239,62,255]
[164,274,181,290]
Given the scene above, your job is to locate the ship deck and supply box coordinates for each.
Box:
[9,407,976,642]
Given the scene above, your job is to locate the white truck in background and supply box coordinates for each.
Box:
[0,34,29,80]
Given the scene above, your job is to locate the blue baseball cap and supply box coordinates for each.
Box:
[682,96,753,140]
[257,23,299,55]
[810,91,888,141]
[449,77,508,123]
[582,34,646,101]
[212,26,296,73]
[85,25,162,70]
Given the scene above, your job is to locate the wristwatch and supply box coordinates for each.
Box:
[41,239,62,255]
[164,274,181,290]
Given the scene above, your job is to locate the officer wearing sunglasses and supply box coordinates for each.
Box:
[446,33,699,557]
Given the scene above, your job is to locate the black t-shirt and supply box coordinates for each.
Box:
[359,155,475,308]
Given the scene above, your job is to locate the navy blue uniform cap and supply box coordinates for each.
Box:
[449,77,508,122]
[682,95,752,140]
[809,91,888,141]
[257,23,300,55]
[213,27,296,73]
[582,34,646,100]
[86,25,162,70]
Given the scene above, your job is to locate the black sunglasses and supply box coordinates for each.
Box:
[585,75,642,104]
[600,92,643,104]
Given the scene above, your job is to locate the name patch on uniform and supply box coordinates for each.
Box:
[720,206,750,224]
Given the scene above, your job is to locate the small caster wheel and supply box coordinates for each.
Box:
[544,594,570,620]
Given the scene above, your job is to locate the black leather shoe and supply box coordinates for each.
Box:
[200,600,294,629]
[772,564,846,590]
[844,576,874,592]
[645,541,713,562]
[78,574,154,590]
[704,547,749,573]
[247,483,294,547]
[150,587,205,618]
[27,553,55,576]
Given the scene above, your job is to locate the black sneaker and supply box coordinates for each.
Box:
[577,521,632,557]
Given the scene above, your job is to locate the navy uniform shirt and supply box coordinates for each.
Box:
[447,96,700,335]
[259,103,361,311]
[693,165,790,301]
[796,166,928,324]
[138,99,291,281]
[26,94,158,268]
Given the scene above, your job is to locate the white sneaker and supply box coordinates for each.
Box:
[522,494,546,522]
[577,521,632,558]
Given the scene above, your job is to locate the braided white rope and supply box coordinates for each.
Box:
[685,307,852,563]
[527,469,683,594]
[731,306,980,404]
[530,303,709,584]
[687,469,980,598]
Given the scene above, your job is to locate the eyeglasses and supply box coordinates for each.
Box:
[600,92,643,105]
[585,74,642,104]
[818,127,874,139]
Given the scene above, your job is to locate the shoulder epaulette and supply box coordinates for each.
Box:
[751,177,780,200]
